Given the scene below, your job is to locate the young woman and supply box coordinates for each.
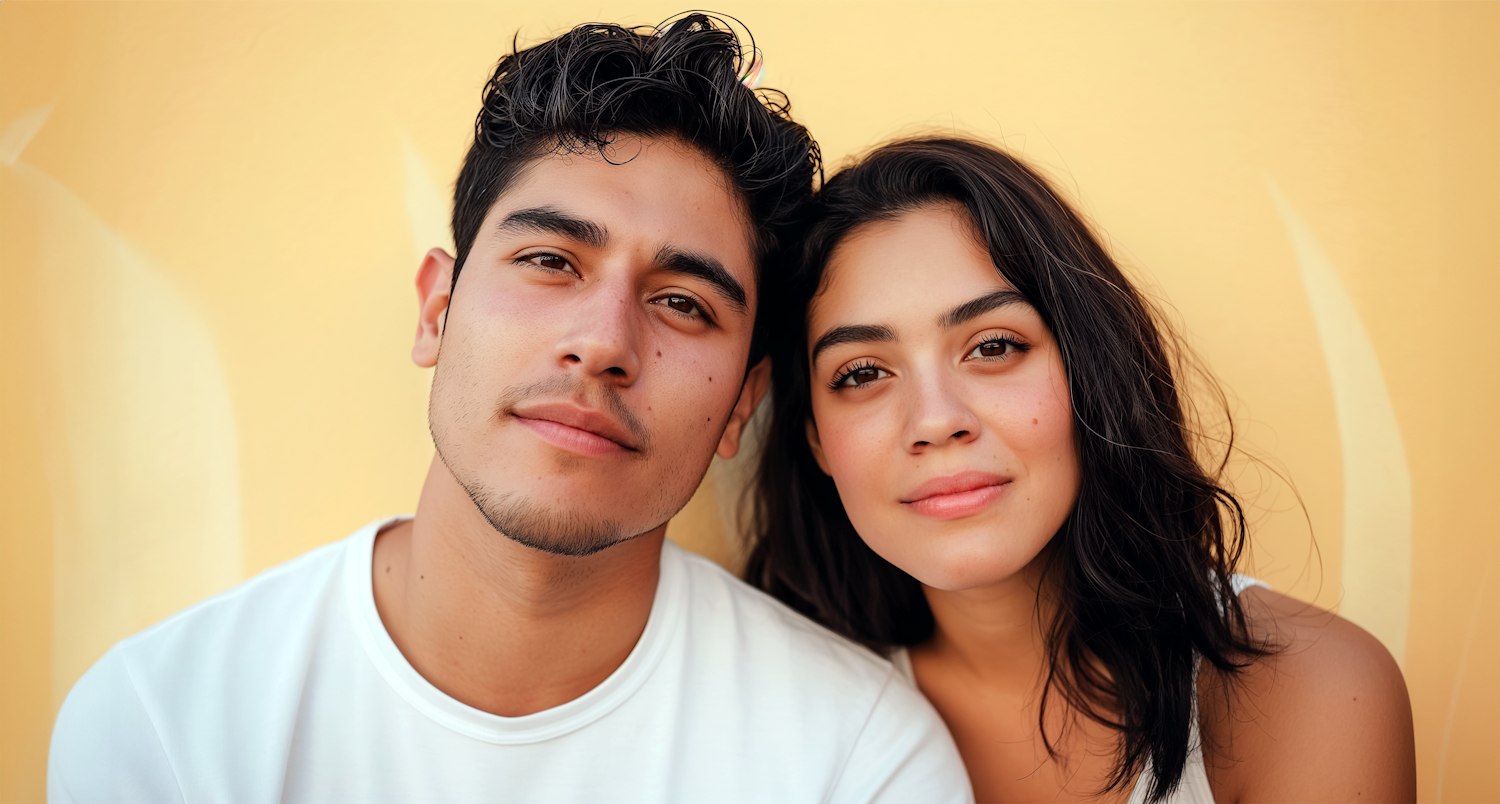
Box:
[747,138,1416,803]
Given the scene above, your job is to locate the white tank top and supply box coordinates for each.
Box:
[891,574,1269,804]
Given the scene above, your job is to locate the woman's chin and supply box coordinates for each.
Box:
[872,533,1044,593]
[912,563,1029,593]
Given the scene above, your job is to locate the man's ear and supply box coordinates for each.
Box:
[412,248,455,368]
[716,356,772,460]
[803,417,832,475]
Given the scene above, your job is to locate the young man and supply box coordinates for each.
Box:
[47,15,971,804]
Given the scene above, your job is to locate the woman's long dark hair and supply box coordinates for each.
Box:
[745,137,1272,802]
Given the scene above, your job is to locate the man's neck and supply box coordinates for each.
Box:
[372,455,665,717]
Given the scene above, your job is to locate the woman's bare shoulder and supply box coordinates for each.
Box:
[1240,587,1406,694]
[1200,587,1416,803]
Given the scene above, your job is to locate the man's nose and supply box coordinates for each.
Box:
[552,279,642,384]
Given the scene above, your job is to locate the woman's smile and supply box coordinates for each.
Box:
[900,471,1012,519]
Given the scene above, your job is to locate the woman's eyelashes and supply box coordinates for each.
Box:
[828,331,1033,391]
[964,332,1031,362]
[830,360,891,390]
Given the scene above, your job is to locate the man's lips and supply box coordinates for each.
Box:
[900,471,1011,520]
[510,402,640,457]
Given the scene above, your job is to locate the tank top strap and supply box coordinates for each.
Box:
[1130,574,1266,803]
[1230,573,1270,597]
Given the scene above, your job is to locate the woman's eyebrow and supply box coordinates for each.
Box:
[810,324,896,364]
[939,289,1031,328]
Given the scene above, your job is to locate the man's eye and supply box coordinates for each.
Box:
[521,253,574,273]
[654,295,703,318]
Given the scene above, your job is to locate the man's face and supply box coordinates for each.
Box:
[420,136,760,556]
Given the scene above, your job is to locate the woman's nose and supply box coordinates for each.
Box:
[903,372,981,452]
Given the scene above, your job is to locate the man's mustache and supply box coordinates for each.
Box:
[495,374,653,455]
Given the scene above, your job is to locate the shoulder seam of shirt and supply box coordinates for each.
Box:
[675,547,884,651]
[821,663,900,804]
[117,649,189,803]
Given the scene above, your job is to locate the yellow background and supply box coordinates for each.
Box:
[1,2,1495,801]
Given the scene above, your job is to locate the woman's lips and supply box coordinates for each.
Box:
[901,472,1011,520]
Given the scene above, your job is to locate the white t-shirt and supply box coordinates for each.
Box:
[48,517,971,804]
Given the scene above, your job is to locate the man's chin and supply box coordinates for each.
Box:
[499,524,644,558]
[433,442,687,558]
[461,480,649,558]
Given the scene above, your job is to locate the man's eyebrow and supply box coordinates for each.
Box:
[810,324,897,364]
[495,207,608,249]
[939,290,1032,328]
[655,246,748,315]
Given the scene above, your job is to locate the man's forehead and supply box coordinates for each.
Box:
[499,137,746,225]
[487,142,758,276]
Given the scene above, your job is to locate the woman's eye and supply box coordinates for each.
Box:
[834,365,890,388]
[966,338,1027,361]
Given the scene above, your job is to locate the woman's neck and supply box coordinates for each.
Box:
[910,557,1135,803]
[915,558,1053,688]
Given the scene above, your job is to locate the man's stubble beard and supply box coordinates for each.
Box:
[450,478,640,558]
[428,364,706,558]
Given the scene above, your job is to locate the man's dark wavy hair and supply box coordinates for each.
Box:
[745,137,1274,803]
[451,13,820,360]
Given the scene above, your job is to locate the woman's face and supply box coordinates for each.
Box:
[805,203,1080,592]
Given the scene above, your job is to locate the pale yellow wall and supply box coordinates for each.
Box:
[1,2,1495,801]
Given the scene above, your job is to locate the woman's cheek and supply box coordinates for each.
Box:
[821,420,870,488]
[982,369,1073,455]
[996,368,1079,524]
[828,408,906,552]
[819,412,892,522]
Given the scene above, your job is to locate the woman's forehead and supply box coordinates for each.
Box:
[811,204,1015,326]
